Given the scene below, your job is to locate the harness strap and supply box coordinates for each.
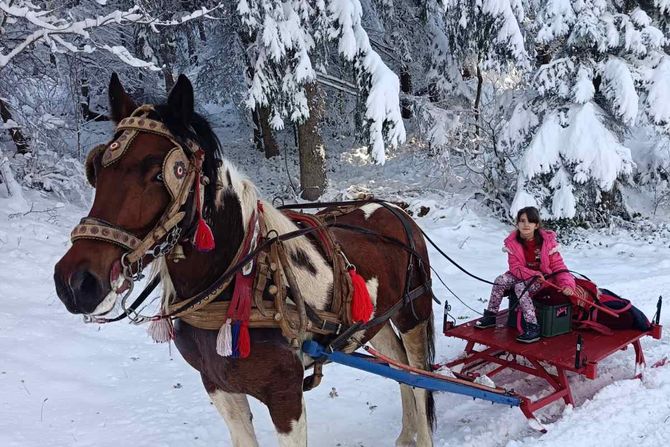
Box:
[116,116,200,154]
[178,300,342,334]
[71,217,142,251]
[328,281,432,352]
[165,204,261,318]
[73,105,202,272]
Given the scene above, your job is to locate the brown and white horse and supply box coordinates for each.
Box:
[53,74,436,446]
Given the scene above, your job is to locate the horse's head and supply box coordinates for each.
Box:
[54,73,220,316]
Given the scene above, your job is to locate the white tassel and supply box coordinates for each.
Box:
[216,319,233,357]
[148,318,174,343]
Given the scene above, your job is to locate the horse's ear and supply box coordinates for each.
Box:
[108,73,137,123]
[167,74,194,125]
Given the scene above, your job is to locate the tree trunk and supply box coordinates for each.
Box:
[185,26,198,65]
[297,83,327,201]
[0,97,30,154]
[239,30,279,158]
[473,62,484,154]
[474,63,483,135]
[258,106,279,158]
[80,76,108,122]
[158,30,176,92]
[400,65,413,119]
[251,109,264,152]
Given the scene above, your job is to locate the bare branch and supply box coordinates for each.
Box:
[0,3,223,69]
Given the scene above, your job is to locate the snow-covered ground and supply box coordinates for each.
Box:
[2,113,670,446]
[1,183,669,447]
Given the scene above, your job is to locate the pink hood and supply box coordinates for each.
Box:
[503,229,575,290]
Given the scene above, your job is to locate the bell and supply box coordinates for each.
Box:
[169,243,186,263]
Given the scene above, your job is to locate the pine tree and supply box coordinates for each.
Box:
[423,0,529,214]
[508,0,670,223]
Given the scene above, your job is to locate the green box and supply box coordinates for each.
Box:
[506,293,572,337]
[534,299,572,337]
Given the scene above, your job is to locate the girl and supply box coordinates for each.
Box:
[475,207,576,343]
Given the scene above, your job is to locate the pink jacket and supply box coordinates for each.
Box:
[503,229,575,290]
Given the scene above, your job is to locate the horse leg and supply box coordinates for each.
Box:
[370,323,419,446]
[208,389,259,446]
[203,373,259,447]
[266,388,307,447]
[399,321,434,447]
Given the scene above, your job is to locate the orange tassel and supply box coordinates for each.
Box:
[194,217,215,252]
[349,268,373,322]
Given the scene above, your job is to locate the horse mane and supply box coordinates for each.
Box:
[152,104,222,220]
[155,157,334,311]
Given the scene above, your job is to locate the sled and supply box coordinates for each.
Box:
[439,305,662,421]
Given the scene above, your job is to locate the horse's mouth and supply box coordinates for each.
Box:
[87,261,132,317]
[88,289,119,316]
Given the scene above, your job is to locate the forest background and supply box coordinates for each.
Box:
[2,0,670,227]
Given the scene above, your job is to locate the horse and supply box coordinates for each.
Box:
[53,73,436,446]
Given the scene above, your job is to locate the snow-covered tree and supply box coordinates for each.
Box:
[238,0,406,165]
[420,0,529,215]
[429,0,528,100]
[508,0,670,223]
[0,1,219,153]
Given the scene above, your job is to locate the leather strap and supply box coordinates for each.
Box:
[71,218,142,251]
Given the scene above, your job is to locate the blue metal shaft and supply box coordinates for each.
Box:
[303,341,520,407]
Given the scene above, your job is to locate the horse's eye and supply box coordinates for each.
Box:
[155,172,163,182]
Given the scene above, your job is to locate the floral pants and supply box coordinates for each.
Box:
[487,272,541,325]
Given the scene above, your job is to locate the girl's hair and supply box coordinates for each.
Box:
[515,206,543,245]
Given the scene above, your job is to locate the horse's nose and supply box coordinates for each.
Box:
[54,267,78,313]
[68,268,103,314]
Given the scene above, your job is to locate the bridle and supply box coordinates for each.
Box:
[70,105,204,322]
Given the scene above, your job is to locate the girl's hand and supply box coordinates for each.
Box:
[562,287,574,296]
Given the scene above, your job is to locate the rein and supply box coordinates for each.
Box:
[278,199,496,285]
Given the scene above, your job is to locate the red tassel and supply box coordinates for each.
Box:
[349,268,373,322]
[193,171,215,252]
[238,321,251,358]
[194,217,215,252]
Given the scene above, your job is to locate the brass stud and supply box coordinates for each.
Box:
[268,285,278,295]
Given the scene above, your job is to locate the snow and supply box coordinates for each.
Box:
[483,0,527,62]
[645,57,670,128]
[2,148,669,446]
[515,103,633,218]
[549,168,577,218]
[536,0,576,43]
[601,57,638,124]
[573,66,594,104]
[533,58,575,99]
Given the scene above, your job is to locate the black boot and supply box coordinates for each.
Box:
[475,310,496,329]
[516,323,541,343]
